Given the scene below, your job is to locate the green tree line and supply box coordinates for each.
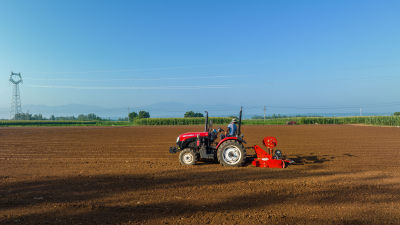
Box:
[14,112,105,121]
[128,111,150,122]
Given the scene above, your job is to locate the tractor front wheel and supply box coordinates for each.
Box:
[179,149,198,165]
[217,140,246,167]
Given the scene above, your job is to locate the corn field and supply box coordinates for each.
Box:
[135,116,400,126]
[299,116,400,126]
[2,116,400,127]
[134,117,233,125]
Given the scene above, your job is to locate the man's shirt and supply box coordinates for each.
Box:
[228,123,237,136]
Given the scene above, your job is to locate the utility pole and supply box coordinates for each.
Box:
[360,108,362,117]
[264,105,266,121]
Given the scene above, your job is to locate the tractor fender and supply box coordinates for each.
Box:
[216,137,241,149]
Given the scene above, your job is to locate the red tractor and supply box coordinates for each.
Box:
[169,108,294,168]
[169,108,247,166]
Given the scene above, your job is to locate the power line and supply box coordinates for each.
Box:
[264,105,266,121]
[23,75,233,82]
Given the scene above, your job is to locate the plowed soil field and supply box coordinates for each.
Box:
[1,125,399,224]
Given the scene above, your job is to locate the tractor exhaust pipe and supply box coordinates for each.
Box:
[204,111,208,132]
[238,107,242,136]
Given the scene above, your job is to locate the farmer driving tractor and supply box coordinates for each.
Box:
[226,118,238,137]
[221,118,238,139]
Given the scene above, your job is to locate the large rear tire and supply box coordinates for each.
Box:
[217,140,246,167]
[179,149,198,166]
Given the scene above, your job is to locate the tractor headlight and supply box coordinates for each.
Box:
[176,136,180,143]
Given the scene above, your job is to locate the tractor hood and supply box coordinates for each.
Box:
[178,132,208,142]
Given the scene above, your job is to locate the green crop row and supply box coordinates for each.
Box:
[243,118,302,125]
[298,116,400,126]
[96,121,131,126]
[245,117,343,125]
[134,117,233,125]
[134,116,400,126]
[245,116,400,126]
[2,116,400,127]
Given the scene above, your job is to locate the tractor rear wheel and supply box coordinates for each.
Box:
[217,140,246,167]
[179,148,198,165]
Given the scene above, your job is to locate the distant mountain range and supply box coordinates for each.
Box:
[0,103,393,120]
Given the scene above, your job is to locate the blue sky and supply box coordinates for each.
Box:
[1,0,400,115]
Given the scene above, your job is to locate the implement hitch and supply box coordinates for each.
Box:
[169,147,178,154]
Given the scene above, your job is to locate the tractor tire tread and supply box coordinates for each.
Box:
[217,140,246,167]
[179,148,198,166]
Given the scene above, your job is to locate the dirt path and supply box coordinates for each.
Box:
[0,125,399,224]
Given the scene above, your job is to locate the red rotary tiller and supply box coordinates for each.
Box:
[252,137,294,168]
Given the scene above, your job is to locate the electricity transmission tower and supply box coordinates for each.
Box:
[9,72,23,119]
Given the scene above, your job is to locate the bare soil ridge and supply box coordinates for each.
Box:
[0,125,399,224]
